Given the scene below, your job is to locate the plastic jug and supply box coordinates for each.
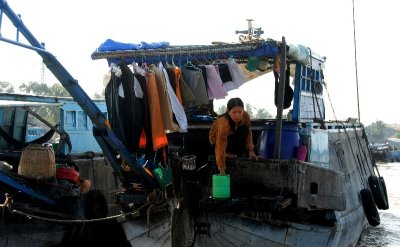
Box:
[212,174,231,199]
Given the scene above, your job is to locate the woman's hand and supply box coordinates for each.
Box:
[220,169,226,175]
[249,150,258,161]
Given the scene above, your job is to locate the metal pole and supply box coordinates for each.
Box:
[274,37,287,159]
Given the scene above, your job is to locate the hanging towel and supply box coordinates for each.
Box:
[204,65,228,100]
[224,58,248,91]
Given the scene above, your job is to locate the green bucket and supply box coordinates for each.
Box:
[153,162,172,192]
[212,174,230,199]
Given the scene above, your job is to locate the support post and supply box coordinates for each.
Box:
[274,37,287,159]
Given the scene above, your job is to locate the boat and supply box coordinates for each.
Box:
[0,1,389,246]
[90,23,389,247]
[369,142,400,163]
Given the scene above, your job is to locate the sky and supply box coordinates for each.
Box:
[0,0,399,126]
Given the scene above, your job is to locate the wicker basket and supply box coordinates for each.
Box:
[18,144,56,178]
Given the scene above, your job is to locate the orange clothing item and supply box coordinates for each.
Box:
[209,111,254,172]
[169,67,183,106]
[146,72,168,151]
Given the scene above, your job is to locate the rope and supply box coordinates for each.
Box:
[352,124,374,175]
[352,0,361,122]
[323,80,338,122]
[1,193,11,246]
[3,193,149,224]
[341,124,366,187]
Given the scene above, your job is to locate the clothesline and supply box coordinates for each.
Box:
[91,40,280,65]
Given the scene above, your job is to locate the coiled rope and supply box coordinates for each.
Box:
[0,193,149,224]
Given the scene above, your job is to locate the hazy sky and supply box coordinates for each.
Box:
[0,0,399,125]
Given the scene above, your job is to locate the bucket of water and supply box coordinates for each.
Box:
[212,174,230,199]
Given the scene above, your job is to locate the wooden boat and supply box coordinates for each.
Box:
[0,2,388,245]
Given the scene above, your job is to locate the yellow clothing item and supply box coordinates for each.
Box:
[209,111,254,172]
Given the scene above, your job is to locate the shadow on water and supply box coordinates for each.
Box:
[357,162,400,246]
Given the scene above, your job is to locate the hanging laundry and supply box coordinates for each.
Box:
[135,73,153,154]
[120,62,143,152]
[179,76,197,107]
[149,64,179,132]
[216,63,233,83]
[167,67,183,105]
[159,62,188,132]
[181,67,209,106]
[146,72,168,151]
[204,65,228,100]
[105,71,126,144]
[224,58,248,91]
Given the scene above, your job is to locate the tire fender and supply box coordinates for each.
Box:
[360,188,380,227]
[368,175,388,210]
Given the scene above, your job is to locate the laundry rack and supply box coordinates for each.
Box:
[90,39,280,65]
[92,37,294,160]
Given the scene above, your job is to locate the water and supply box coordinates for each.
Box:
[357,162,400,246]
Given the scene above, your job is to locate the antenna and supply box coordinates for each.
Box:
[40,61,46,83]
[236,19,264,42]
[40,42,46,83]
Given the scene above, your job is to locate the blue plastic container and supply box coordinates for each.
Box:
[259,124,300,159]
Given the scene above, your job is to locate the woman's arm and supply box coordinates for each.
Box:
[243,112,258,160]
[209,118,230,174]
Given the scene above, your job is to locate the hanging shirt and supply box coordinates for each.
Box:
[224,58,248,91]
[168,67,183,105]
[204,65,228,100]
[149,64,179,132]
[159,63,188,132]
[181,67,209,106]
[146,72,168,151]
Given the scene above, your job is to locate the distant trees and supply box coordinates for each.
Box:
[18,81,71,124]
[216,103,272,119]
[19,81,70,97]
[93,90,105,99]
[365,120,386,143]
[0,81,15,93]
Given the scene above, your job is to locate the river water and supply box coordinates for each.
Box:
[356,162,400,246]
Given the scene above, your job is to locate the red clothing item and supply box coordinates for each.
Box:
[209,111,254,172]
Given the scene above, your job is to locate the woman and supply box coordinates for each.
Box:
[209,98,258,175]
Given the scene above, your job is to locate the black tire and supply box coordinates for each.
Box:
[368,175,388,210]
[379,176,389,210]
[360,188,380,226]
[84,189,108,219]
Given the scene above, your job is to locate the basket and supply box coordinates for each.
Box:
[181,155,196,171]
[18,144,56,178]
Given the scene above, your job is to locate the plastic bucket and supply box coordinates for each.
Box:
[212,174,230,199]
[259,124,300,159]
[153,162,172,192]
[247,56,261,72]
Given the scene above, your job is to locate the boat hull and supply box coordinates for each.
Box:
[121,125,373,247]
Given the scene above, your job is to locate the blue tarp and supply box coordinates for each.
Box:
[92,39,280,65]
[96,39,170,52]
